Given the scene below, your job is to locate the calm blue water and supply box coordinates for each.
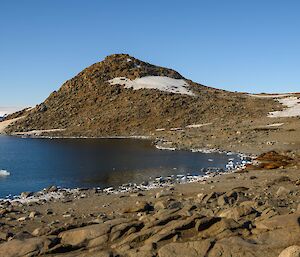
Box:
[0,136,240,198]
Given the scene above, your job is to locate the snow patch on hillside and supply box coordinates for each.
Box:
[186,123,212,128]
[248,94,290,98]
[108,76,195,96]
[266,123,284,127]
[268,97,300,117]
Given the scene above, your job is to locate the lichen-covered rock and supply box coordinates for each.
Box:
[255,214,300,231]
[207,236,276,257]
[158,239,214,257]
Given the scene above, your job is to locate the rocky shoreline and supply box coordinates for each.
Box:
[0,143,250,201]
[0,150,299,257]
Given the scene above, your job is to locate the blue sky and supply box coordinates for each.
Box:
[1,1,299,107]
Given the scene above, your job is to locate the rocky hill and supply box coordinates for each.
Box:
[5,54,276,137]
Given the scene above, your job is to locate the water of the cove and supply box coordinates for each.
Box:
[0,136,241,198]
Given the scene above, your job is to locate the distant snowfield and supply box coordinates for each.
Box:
[0,107,23,117]
[0,117,24,133]
[108,76,195,96]
[268,96,300,118]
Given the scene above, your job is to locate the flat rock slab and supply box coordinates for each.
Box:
[255,213,300,230]
[59,223,111,247]
[58,218,135,248]
[207,236,279,257]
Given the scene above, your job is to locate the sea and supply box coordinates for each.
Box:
[0,136,241,198]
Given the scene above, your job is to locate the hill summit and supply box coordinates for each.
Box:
[6,54,272,137]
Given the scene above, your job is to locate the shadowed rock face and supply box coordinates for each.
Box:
[5,54,274,137]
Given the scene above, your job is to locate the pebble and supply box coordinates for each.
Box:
[29,211,39,219]
[17,217,28,222]
[20,192,33,199]
[276,186,291,197]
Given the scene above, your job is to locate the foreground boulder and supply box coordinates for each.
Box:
[278,245,300,257]
[0,237,53,257]
[218,205,257,221]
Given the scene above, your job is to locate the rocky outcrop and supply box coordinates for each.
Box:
[1,209,298,257]
[0,189,299,256]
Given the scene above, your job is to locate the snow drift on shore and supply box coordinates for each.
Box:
[108,76,195,96]
[0,107,23,117]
